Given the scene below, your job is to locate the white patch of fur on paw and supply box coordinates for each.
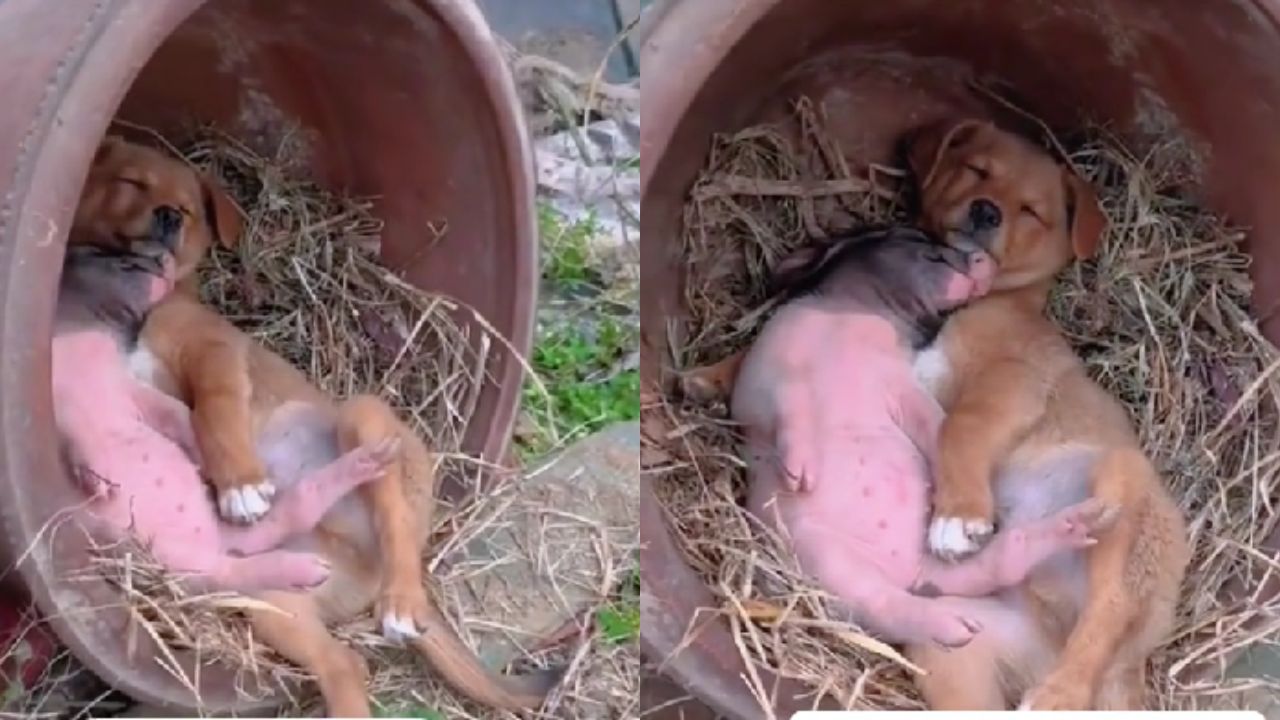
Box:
[928,516,992,559]
[381,612,421,642]
[218,482,276,523]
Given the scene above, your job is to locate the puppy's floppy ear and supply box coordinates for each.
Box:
[92,135,129,167]
[200,173,243,248]
[904,118,991,189]
[1063,170,1106,259]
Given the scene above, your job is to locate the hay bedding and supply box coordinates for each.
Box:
[646,96,1280,711]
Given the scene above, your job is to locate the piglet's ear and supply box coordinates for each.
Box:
[768,238,856,299]
[768,245,824,298]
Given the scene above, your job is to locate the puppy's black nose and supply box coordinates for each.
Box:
[968,199,1002,231]
[151,206,183,249]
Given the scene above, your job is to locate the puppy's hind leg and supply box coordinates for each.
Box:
[1095,660,1145,711]
[249,591,371,717]
[1020,448,1188,711]
[336,394,431,642]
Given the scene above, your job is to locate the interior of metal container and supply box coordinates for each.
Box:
[639,1,1280,716]
[0,0,533,712]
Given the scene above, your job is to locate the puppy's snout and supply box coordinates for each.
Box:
[151,206,183,249]
[967,199,1002,232]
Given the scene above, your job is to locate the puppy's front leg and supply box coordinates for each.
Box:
[186,339,274,524]
[930,359,1049,559]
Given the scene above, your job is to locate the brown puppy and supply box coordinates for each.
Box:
[900,119,1189,710]
[71,137,557,715]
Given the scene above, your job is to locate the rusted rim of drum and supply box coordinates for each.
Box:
[424,0,538,467]
[639,0,781,198]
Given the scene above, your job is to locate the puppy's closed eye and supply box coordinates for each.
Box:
[1020,204,1046,225]
[964,163,989,180]
[115,176,147,190]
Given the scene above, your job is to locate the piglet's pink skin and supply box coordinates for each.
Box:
[52,330,394,594]
[734,300,1111,649]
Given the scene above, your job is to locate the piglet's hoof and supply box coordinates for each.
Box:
[218,481,277,524]
[282,554,332,590]
[928,611,982,649]
[1049,497,1121,547]
[72,465,116,501]
[928,516,993,560]
[359,436,402,471]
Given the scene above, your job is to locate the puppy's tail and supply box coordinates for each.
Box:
[411,604,561,711]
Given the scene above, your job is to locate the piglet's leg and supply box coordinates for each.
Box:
[221,437,399,556]
[194,550,333,594]
[810,554,981,648]
[915,498,1119,597]
[679,351,746,402]
[774,381,816,492]
[129,382,201,464]
[894,389,944,475]
[62,441,114,500]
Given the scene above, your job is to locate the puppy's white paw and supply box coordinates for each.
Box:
[218,482,276,524]
[928,516,993,559]
[381,612,421,643]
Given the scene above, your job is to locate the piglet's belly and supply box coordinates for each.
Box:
[748,440,929,589]
[78,423,224,563]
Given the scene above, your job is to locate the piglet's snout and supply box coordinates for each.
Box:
[966,250,996,297]
[940,250,996,304]
[146,256,178,304]
[941,272,976,304]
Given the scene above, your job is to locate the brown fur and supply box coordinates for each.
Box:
[900,118,1188,710]
[72,137,557,715]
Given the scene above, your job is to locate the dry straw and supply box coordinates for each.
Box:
[647,96,1280,711]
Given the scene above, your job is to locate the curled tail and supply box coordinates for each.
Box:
[412,604,561,711]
